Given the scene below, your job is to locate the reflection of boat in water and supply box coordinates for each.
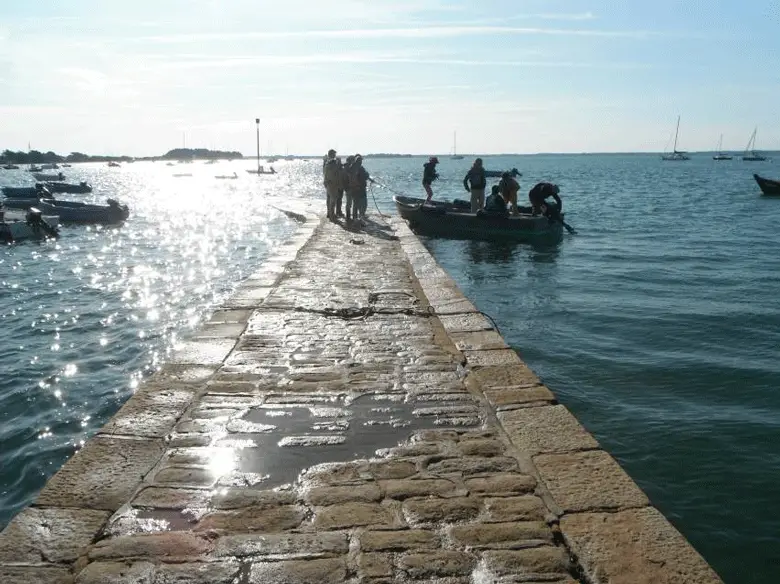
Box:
[393,195,563,243]
[754,174,780,196]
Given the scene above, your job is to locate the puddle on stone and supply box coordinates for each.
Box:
[227,394,482,490]
[127,394,482,534]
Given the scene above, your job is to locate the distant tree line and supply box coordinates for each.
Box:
[0,147,244,164]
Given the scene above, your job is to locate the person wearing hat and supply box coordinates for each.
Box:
[498,171,521,216]
[422,156,439,202]
[528,182,561,216]
[322,148,341,220]
[463,157,486,212]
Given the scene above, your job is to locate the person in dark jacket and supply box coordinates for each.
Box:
[528,182,561,216]
[484,185,508,215]
[463,157,486,212]
[322,149,340,220]
[422,156,439,202]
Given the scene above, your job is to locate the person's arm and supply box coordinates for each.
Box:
[463,171,471,191]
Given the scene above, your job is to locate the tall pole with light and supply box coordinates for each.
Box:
[255,118,260,172]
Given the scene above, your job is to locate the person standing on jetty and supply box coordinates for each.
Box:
[343,155,357,221]
[322,149,341,220]
[350,154,374,222]
[422,156,439,202]
[463,157,487,212]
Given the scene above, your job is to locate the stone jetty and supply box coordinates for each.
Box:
[0,213,724,583]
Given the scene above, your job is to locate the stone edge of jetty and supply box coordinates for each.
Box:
[0,211,724,584]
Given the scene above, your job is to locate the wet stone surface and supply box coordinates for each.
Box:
[33,219,581,583]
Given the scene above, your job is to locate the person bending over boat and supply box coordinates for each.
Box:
[528,182,561,216]
[498,172,520,216]
[463,158,487,212]
[323,149,341,220]
[422,156,439,202]
[483,185,508,216]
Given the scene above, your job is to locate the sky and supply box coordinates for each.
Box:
[0,0,779,155]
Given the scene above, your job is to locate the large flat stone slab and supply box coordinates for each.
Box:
[98,385,195,438]
[36,437,165,511]
[534,450,650,512]
[561,507,724,584]
[0,507,109,563]
[169,339,236,365]
[0,565,73,584]
[498,405,600,456]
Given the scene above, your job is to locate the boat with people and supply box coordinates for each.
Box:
[32,171,65,181]
[754,174,780,196]
[393,195,564,243]
[0,206,60,243]
[43,181,92,194]
[484,167,522,178]
[3,197,129,224]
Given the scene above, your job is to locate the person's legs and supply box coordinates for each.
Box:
[336,189,344,217]
[345,191,355,220]
[423,183,433,201]
[326,186,338,219]
[470,188,485,212]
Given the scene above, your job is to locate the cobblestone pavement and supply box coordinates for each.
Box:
[0,215,723,584]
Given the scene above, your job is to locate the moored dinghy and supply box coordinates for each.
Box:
[0,206,60,243]
[43,181,92,194]
[754,174,780,196]
[393,195,564,243]
[36,198,130,224]
[32,172,65,181]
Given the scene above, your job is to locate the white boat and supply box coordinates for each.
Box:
[32,172,65,181]
[742,127,767,161]
[661,116,690,160]
[0,207,60,243]
[713,134,732,160]
[450,131,464,160]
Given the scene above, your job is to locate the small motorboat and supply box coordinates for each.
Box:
[215,172,238,179]
[484,167,522,178]
[40,163,59,170]
[9,198,130,224]
[2,164,20,170]
[107,161,121,167]
[0,206,60,243]
[172,173,193,177]
[246,166,276,175]
[1,184,53,198]
[27,165,42,172]
[393,195,564,243]
[754,174,780,196]
[43,181,93,194]
[61,163,72,168]
[32,172,65,181]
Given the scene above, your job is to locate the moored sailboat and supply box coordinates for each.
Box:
[450,132,464,160]
[742,127,767,161]
[661,115,690,161]
[712,134,732,160]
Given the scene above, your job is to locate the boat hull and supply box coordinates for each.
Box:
[43,181,92,194]
[37,200,129,224]
[393,196,563,244]
[754,174,780,196]
[32,172,65,181]
[0,210,59,243]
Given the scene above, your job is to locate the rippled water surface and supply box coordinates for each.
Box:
[3,154,780,583]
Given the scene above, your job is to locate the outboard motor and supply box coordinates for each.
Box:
[26,207,59,239]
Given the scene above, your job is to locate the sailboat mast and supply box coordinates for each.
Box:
[255,118,260,170]
[673,115,680,152]
[453,131,457,156]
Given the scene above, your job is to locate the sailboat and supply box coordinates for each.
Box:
[713,134,732,160]
[742,127,767,161]
[661,116,690,161]
[247,118,277,175]
[450,132,464,160]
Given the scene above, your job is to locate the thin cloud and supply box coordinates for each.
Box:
[137,25,663,44]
